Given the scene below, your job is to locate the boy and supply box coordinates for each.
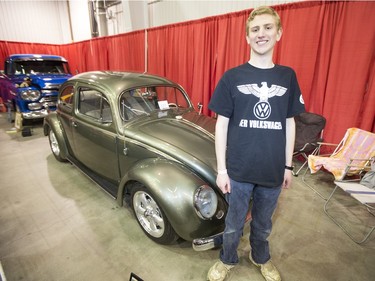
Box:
[207,6,305,281]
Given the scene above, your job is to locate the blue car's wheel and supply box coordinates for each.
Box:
[131,183,178,244]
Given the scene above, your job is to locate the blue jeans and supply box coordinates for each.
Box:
[220,179,282,265]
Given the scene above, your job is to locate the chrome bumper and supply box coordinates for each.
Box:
[22,109,49,120]
[192,232,223,251]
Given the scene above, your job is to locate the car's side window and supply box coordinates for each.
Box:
[59,85,74,109]
[78,87,112,123]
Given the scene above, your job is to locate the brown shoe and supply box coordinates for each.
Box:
[249,252,281,281]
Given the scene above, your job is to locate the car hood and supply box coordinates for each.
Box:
[125,110,217,185]
[29,74,72,89]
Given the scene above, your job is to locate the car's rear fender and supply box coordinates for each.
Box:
[117,158,219,240]
[43,112,69,160]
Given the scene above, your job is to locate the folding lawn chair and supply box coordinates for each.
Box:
[304,128,375,199]
[324,179,375,244]
[293,112,326,176]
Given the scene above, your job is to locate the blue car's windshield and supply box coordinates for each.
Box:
[11,60,70,75]
[119,86,191,121]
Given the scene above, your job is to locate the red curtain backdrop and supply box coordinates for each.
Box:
[0,1,374,145]
[0,41,61,62]
[59,30,145,73]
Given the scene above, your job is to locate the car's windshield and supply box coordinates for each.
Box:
[119,86,191,121]
[11,60,70,75]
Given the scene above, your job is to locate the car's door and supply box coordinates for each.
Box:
[71,85,120,184]
[58,84,75,153]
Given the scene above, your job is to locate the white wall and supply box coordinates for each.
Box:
[147,0,294,28]
[0,0,297,44]
[0,0,71,44]
[68,0,92,42]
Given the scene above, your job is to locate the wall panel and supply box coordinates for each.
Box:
[0,0,295,44]
[0,0,70,44]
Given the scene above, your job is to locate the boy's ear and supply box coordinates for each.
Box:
[276,28,283,42]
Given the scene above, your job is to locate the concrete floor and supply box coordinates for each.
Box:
[0,112,374,281]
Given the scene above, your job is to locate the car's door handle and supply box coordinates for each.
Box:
[72,121,78,127]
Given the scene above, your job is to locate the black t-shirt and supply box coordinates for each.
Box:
[209,63,305,187]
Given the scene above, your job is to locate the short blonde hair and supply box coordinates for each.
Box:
[246,6,282,35]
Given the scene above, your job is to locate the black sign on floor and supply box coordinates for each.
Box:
[129,272,144,281]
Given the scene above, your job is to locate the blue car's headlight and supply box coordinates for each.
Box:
[28,103,43,110]
[194,185,218,219]
[20,89,41,101]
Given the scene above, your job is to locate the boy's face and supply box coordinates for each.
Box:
[246,14,282,57]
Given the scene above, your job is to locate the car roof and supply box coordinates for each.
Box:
[70,71,180,92]
[7,54,68,62]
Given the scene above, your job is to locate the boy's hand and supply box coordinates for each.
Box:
[282,169,293,189]
[216,174,231,194]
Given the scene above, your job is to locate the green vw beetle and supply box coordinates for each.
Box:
[43,71,226,249]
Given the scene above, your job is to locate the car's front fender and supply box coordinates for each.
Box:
[117,158,225,241]
[43,112,69,160]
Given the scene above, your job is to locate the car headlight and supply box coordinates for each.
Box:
[20,90,41,101]
[194,185,218,219]
[28,103,43,110]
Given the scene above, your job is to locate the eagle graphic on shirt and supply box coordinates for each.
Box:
[237,82,287,120]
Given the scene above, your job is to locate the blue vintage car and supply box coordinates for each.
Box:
[0,54,72,124]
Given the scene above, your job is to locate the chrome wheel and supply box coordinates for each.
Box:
[49,130,60,157]
[133,190,165,238]
[48,129,66,162]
